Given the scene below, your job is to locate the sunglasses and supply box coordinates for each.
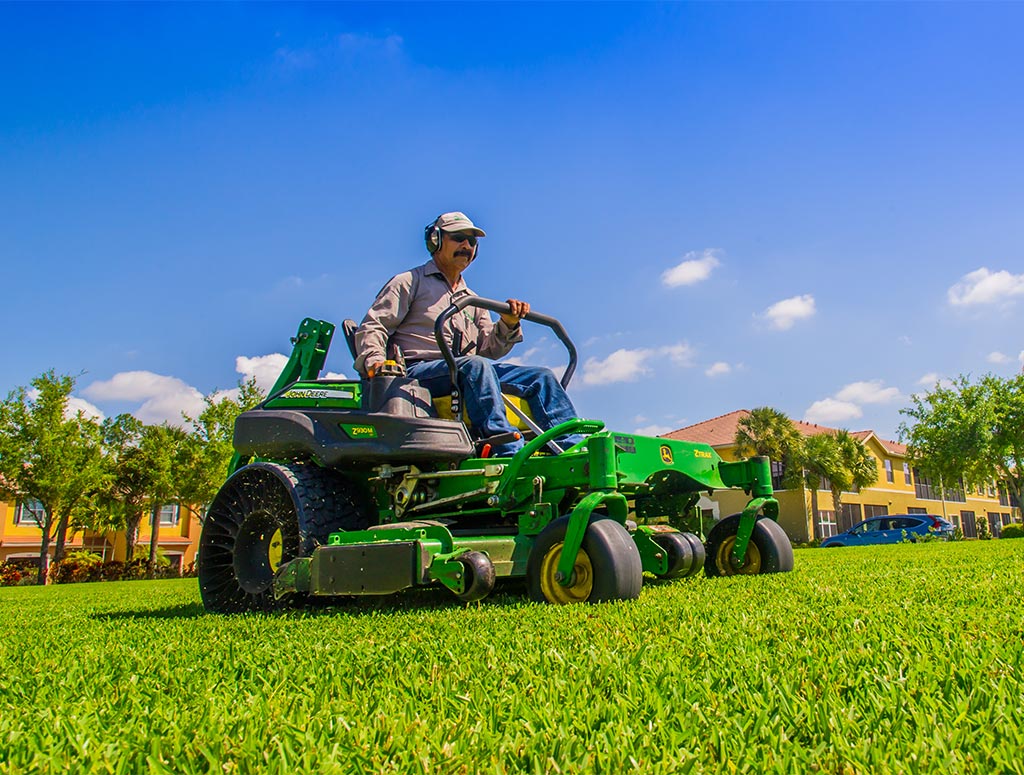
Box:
[446,232,478,247]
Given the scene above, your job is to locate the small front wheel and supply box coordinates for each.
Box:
[455,551,496,602]
[704,514,794,578]
[653,531,706,579]
[527,516,642,604]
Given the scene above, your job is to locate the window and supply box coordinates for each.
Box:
[819,475,831,492]
[770,460,786,490]
[960,510,977,539]
[817,510,837,539]
[907,507,927,515]
[840,503,862,533]
[851,518,884,535]
[987,512,1002,538]
[158,504,179,526]
[14,499,46,526]
[891,517,920,530]
[903,462,911,484]
[864,504,889,518]
[998,487,1010,507]
[1002,513,1012,526]
[944,479,966,503]
[914,469,939,500]
[884,460,894,483]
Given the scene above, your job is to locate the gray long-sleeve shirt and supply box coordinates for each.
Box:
[353,259,523,375]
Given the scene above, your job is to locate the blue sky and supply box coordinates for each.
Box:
[2,2,1023,440]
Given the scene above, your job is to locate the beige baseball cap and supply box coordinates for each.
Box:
[435,211,486,237]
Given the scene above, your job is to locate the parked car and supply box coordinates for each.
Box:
[820,514,955,547]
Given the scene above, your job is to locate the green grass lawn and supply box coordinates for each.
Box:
[2,540,1023,774]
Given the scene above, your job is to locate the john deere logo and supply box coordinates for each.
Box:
[659,445,674,465]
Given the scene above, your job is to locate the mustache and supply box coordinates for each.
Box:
[455,249,474,258]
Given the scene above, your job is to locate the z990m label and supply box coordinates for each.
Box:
[341,424,377,439]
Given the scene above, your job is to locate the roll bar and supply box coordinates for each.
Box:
[433,296,578,417]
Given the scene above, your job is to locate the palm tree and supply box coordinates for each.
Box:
[833,429,879,520]
[801,432,844,530]
[734,407,804,490]
[802,430,880,535]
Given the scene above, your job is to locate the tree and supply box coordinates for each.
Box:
[144,424,186,578]
[899,373,1024,516]
[733,407,805,489]
[832,429,879,519]
[0,371,106,583]
[801,429,879,533]
[176,378,265,522]
[100,414,149,562]
[801,432,844,529]
[101,416,185,575]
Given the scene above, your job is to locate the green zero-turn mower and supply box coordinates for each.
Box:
[198,297,793,612]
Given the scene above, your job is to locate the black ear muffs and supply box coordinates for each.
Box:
[424,216,442,254]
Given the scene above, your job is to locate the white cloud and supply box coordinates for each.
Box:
[233,353,347,390]
[235,354,289,392]
[634,424,675,437]
[77,350,348,428]
[660,342,695,367]
[835,380,901,404]
[581,342,694,385]
[916,372,954,390]
[582,348,655,385]
[763,294,816,330]
[705,361,731,378]
[803,398,863,425]
[987,351,1010,364]
[84,371,180,402]
[67,396,104,422]
[1019,351,1024,369]
[26,388,105,422]
[500,347,543,367]
[948,267,1024,307]
[661,249,720,288]
[83,371,205,426]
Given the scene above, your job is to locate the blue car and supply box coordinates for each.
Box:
[820,514,955,547]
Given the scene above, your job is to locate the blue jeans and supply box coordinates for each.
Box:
[406,356,582,456]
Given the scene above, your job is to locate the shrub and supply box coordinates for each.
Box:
[123,558,150,580]
[99,561,127,581]
[0,561,24,587]
[49,552,105,584]
[978,518,993,541]
[1000,523,1024,539]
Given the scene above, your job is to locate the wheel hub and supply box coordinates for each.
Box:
[233,510,286,594]
[715,535,762,575]
[539,541,593,604]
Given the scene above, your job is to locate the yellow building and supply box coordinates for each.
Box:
[0,498,201,574]
[665,410,1021,543]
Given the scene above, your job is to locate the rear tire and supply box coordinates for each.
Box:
[199,462,373,613]
[527,516,642,604]
[704,514,794,578]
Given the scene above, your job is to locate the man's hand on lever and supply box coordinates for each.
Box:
[501,298,530,328]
